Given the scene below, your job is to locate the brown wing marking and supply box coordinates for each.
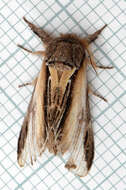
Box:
[84,90,94,171]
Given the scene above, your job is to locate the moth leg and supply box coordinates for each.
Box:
[85,24,107,44]
[23,17,52,45]
[86,49,98,74]
[88,87,108,102]
[96,65,114,69]
[17,44,45,56]
[87,58,114,70]
[18,77,38,88]
[86,53,113,73]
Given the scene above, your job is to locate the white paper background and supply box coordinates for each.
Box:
[0,0,126,189]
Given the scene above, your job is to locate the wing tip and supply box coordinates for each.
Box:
[17,157,25,167]
[65,159,89,177]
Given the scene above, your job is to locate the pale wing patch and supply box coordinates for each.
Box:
[17,89,37,166]
[65,114,88,177]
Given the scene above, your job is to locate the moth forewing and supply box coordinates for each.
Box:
[17,61,47,166]
[59,60,87,152]
[60,59,94,177]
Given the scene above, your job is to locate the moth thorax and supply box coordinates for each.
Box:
[47,62,73,71]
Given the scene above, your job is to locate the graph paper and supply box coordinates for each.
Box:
[0,0,126,189]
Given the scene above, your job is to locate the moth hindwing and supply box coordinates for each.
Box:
[17,17,111,177]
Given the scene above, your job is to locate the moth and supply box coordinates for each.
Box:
[17,17,113,177]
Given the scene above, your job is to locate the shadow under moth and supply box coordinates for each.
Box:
[17,17,113,177]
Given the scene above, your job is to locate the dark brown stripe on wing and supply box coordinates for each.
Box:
[84,90,94,170]
[57,70,78,134]
[44,66,50,130]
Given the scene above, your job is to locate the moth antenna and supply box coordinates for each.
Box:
[82,24,107,45]
[87,24,107,43]
[23,16,53,45]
